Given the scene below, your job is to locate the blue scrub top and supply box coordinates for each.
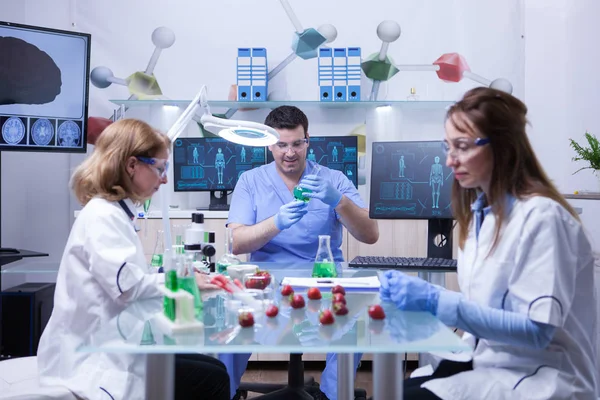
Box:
[227,160,365,263]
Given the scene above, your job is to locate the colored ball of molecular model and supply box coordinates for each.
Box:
[89,26,176,99]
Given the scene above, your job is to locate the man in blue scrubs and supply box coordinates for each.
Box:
[222,106,379,400]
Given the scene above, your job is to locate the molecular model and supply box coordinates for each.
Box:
[361,20,513,101]
[269,0,337,76]
[90,27,176,101]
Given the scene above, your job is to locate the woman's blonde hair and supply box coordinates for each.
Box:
[447,87,580,251]
[71,118,171,205]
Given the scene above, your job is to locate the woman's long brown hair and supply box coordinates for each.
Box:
[448,87,580,251]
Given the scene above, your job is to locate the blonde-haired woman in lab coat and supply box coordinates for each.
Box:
[379,87,598,400]
[37,119,230,400]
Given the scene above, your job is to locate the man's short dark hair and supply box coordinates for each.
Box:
[264,106,308,138]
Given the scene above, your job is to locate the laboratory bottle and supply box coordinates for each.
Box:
[406,87,420,101]
[312,235,337,278]
[177,245,204,319]
[216,226,241,274]
[151,230,164,270]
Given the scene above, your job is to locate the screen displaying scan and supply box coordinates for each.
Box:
[0,21,91,153]
[173,137,267,192]
[267,135,359,188]
[369,141,454,219]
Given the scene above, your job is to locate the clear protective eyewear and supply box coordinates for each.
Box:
[442,137,490,160]
[273,138,308,153]
[136,156,169,179]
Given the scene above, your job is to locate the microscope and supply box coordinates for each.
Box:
[184,213,217,272]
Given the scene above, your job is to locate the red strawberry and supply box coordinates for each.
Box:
[290,294,305,309]
[238,311,255,327]
[255,270,272,285]
[332,293,346,305]
[245,275,268,290]
[281,284,294,296]
[331,285,346,295]
[307,287,322,300]
[332,301,349,316]
[319,309,335,325]
[368,304,386,320]
[265,304,279,318]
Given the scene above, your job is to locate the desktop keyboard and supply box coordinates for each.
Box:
[348,256,457,271]
[208,204,230,211]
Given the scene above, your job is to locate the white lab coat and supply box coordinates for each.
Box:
[37,197,164,400]
[423,196,598,400]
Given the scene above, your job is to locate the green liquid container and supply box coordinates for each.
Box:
[312,235,337,278]
[216,227,241,275]
[151,254,163,268]
[164,269,178,321]
[178,276,203,318]
[143,198,152,214]
[312,262,337,278]
[216,262,229,275]
[293,186,311,202]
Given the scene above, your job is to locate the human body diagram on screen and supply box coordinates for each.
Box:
[215,148,226,184]
[429,156,443,209]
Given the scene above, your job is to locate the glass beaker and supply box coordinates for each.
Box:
[312,235,337,278]
[216,227,241,274]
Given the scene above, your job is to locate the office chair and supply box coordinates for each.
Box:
[236,353,367,400]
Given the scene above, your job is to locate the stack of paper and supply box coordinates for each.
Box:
[280,276,380,291]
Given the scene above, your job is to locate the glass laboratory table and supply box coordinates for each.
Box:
[78,264,470,400]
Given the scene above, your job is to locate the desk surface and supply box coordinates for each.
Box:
[78,267,470,355]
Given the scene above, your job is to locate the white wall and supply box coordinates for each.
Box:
[1,0,598,289]
[524,0,600,250]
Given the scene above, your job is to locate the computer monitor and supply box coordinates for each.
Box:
[0,21,91,153]
[267,135,359,188]
[369,140,455,259]
[172,137,267,210]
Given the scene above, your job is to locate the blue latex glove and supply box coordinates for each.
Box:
[274,200,308,230]
[298,174,343,207]
[379,270,440,315]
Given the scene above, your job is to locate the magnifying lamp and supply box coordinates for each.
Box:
[187,86,279,146]
[159,86,279,253]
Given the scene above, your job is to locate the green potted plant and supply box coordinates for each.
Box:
[569,131,600,191]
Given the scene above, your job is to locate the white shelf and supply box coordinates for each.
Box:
[74,209,228,219]
[109,99,454,112]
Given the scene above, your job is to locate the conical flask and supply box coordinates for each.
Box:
[312,235,337,278]
[140,321,156,345]
[216,227,241,274]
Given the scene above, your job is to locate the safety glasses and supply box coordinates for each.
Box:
[442,137,489,160]
[273,138,308,153]
[136,156,169,179]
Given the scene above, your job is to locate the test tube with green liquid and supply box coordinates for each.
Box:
[163,249,178,321]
